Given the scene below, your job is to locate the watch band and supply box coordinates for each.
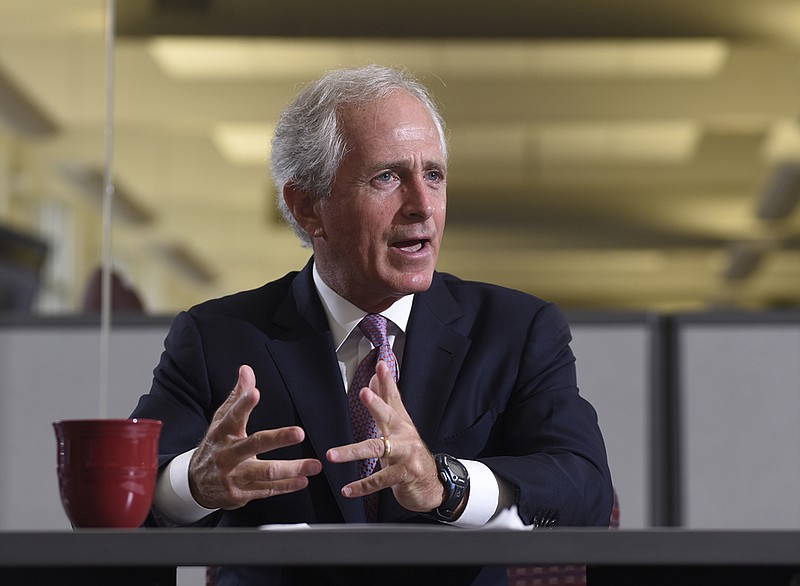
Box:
[427,453,470,522]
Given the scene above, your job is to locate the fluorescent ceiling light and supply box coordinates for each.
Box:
[148,38,728,80]
[148,38,343,79]
[539,121,700,164]
[515,249,669,273]
[443,40,728,78]
[657,195,766,240]
[211,119,701,167]
[211,123,272,166]
[762,120,800,162]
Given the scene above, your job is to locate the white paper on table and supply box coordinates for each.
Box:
[260,523,312,530]
[259,506,532,531]
[480,505,533,530]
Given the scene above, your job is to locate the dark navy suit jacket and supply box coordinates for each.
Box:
[132,259,613,585]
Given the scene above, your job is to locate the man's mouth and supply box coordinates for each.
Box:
[393,239,427,253]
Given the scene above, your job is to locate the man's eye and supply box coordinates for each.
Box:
[426,170,444,182]
[375,172,394,182]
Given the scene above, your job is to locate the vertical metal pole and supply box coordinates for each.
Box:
[99,0,116,419]
[650,312,682,526]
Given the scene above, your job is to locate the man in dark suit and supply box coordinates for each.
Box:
[132,65,613,585]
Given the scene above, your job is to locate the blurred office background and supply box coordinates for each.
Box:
[3,0,800,315]
[2,0,800,548]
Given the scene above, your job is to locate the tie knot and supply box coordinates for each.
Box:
[358,314,389,349]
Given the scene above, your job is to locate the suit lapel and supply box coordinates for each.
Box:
[265,262,366,523]
[399,274,472,449]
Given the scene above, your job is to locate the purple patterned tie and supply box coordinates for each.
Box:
[348,314,399,521]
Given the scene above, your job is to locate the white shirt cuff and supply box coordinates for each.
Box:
[153,448,218,525]
[447,459,501,527]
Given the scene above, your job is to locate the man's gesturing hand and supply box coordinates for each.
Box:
[188,364,322,510]
[326,361,446,513]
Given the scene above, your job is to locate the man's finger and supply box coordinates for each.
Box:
[215,365,261,432]
[326,437,385,464]
[340,465,406,498]
[211,364,255,418]
[229,425,307,462]
[235,457,323,487]
[358,386,393,428]
[370,361,411,421]
[213,456,323,510]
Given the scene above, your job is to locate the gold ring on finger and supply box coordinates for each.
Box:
[381,436,392,459]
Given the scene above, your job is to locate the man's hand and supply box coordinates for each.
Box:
[326,361,446,513]
[188,364,323,510]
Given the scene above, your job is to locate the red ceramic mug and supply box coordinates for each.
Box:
[53,418,162,528]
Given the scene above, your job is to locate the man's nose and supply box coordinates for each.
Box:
[402,177,435,220]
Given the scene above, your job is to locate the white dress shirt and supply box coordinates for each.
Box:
[152,264,503,526]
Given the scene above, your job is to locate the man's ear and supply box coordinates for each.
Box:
[283,184,324,238]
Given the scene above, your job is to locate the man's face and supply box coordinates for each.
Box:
[310,91,447,312]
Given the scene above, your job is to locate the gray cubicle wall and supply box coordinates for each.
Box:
[0,314,654,530]
[677,312,800,529]
[568,314,654,529]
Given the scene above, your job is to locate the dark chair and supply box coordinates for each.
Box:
[506,490,620,586]
[82,266,145,313]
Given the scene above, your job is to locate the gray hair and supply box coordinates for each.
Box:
[270,64,447,246]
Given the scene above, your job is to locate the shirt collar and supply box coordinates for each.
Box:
[312,262,413,351]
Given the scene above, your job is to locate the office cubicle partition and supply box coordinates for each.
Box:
[1,310,798,531]
[675,311,800,529]
[568,312,656,529]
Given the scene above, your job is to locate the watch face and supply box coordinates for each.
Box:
[445,455,468,483]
